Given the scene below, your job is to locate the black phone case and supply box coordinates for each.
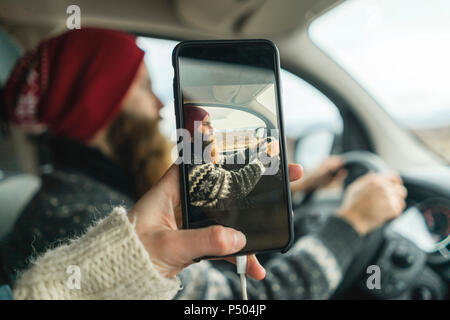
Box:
[172,39,294,260]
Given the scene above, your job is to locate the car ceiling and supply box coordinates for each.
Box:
[0,0,342,40]
[1,0,445,170]
[183,84,271,105]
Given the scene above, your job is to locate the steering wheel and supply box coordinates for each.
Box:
[293,151,394,296]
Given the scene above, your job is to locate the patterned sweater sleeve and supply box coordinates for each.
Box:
[175,216,363,300]
[187,159,267,208]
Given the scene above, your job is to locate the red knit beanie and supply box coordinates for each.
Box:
[3,27,145,142]
[183,105,210,137]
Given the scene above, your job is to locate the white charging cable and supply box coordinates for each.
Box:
[236,255,248,300]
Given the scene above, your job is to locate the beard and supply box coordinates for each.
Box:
[201,134,220,164]
[106,109,172,198]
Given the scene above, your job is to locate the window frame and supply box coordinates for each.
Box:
[281,64,375,154]
[134,32,375,156]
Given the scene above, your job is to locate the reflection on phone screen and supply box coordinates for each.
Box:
[177,44,291,253]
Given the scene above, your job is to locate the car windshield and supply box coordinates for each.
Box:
[137,37,342,156]
[309,0,450,163]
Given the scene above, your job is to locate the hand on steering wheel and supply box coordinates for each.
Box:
[256,137,280,158]
[337,171,407,235]
[291,156,347,193]
[292,151,408,296]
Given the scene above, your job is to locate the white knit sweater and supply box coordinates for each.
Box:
[12,207,181,300]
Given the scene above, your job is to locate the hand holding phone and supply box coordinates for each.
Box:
[172,39,293,258]
[266,140,280,157]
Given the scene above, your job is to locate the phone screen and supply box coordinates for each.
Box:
[174,41,292,255]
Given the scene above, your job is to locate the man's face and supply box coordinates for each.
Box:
[104,61,171,195]
[201,115,214,142]
[121,61,163,120]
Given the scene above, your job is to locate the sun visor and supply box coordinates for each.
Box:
[173,0,336,36]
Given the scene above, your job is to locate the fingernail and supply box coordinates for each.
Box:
[233,231,246,249]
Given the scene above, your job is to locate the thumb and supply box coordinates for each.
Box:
[173,225,247,262]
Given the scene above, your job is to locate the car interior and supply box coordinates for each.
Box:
[0,0,449,300]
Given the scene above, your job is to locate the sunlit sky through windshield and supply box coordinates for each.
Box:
[309,0,450,129]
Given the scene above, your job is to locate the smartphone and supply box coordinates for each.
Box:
[172,39,293,258]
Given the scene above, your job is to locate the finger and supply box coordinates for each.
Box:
[288,163,303,182]
[389,191,406,216]
[334,169,348,180]
[174,226,247,262]
[393,196,406,215]
[159,163,179,185]
[323,169,347,187]
[246,254,266,280]
[326,156,345,170]
[385,182,407,203]
[154,163,182,206]
[222,254,266,280]
[379,171,403,185]
[393,184,408,199]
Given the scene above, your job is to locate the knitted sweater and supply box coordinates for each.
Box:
[187,147,269,208]
[0,138,136,286]
[12,207,181,300]
[187,160,266,208]
[0,167,134,286]
[9,208,362,300]
[176,216,363,300]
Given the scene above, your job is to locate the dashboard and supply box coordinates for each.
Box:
[294,165,450,299]
[389,199,449,256]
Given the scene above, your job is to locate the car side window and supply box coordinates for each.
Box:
[279,70,343,171]
[137,36,343,171]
